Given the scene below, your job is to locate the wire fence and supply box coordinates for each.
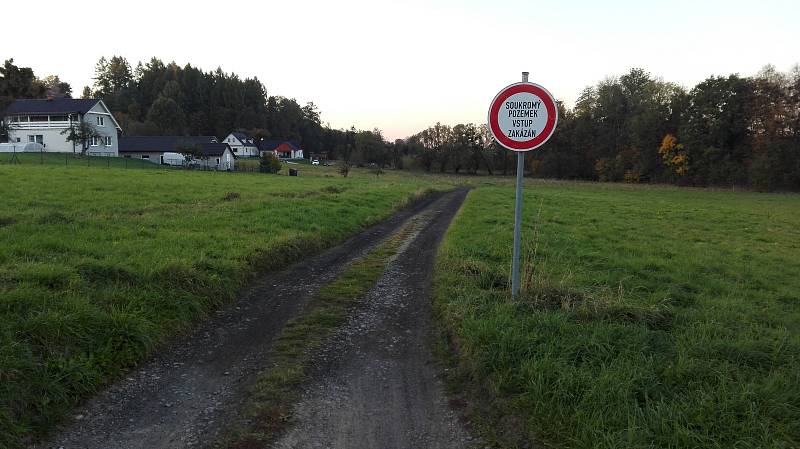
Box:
[0,152,158,169]
[0,152,250,172]
[0,152,313,177]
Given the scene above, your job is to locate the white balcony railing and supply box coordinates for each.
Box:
[9,121,75,129]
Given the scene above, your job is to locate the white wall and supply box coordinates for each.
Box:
[212,149,235,170]
[84,102,119,156]
[120,152,162,163]
[223,133,258,157]
[7,127,78,153]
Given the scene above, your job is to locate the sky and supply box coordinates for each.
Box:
[3,0,799,140]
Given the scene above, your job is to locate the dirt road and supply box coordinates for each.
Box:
[272,188,475,449]
[37,188,472,449]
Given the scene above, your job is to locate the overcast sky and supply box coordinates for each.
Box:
[4,0,799,139]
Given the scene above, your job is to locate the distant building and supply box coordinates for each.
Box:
[1,98,121,155]
[223,132,259,157]
[119,136,234,170]
[309,151,329,162]
[256,139,304,159]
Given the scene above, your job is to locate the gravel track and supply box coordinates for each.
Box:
[34,190,463,449]
[272,188,476,449]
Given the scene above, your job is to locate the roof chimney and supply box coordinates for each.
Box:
[46,90,55,101]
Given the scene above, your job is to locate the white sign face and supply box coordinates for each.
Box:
[496,92,549,142]
[488,82,558,151]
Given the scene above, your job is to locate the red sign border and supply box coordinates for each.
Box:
[488,82,558,151]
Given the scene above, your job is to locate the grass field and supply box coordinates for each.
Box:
[5,157,799,448]
[1,152,162,170]
[0,162,450,447]
[434,182,800,448]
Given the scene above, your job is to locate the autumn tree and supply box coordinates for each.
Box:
[658,134,688,176]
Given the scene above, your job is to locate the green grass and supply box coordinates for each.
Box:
[1,152,163,169]
[222,223,413,448]
[233,158,310,172]
[434,182,800,449]
[0,162,450,448]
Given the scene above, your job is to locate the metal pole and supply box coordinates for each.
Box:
[511,71,529,298]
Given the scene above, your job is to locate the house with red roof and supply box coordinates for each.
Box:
[256,139,304,159]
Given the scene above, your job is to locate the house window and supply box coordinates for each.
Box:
[141,155,149,159]
[216,158,220,165]
[90,136,99,146]
[233,148,238,153]
[28,135,43,144]
[104,136,113,146]
[96,116,105,127]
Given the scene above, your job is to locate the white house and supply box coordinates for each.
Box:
[118,136,234,170]
[1,98,121,156]
[223,132,259,157]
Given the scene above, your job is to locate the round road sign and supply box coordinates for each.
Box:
[488,82,558,151]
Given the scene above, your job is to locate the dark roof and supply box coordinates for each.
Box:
[119,136,220,153]
[231,131,252,143]
[198,142,232,157]
[3,98,101,115]
[256,139,302,152]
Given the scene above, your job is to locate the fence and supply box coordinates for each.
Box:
[0,152,163,169]
[1,152,303,175]
[0,152,240,172]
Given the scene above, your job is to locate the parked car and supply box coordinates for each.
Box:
[311,159,320,165]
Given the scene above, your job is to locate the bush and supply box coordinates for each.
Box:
[259,153,282,174]
[339,162,351,178]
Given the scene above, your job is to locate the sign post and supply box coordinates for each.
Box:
[487,72,558,298]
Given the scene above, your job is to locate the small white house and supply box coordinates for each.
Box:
[223,132,259,157]
[1,98,121,156]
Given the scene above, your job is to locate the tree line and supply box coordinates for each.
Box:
[401,66,800,191]
[3,58,799,190]
[89,56,333,152]
[1,57,369,156]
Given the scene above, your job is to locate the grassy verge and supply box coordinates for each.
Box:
[221,223,412,448]
[0,163,449,447]
[433,184,800,448]
[1,152,165,169]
